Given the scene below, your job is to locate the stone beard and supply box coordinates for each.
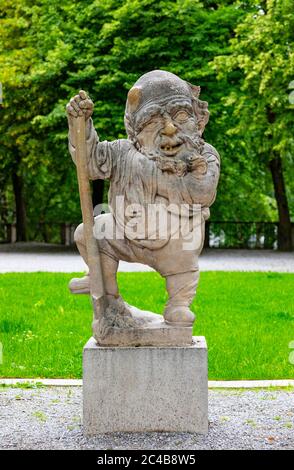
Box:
[68,70,220,328]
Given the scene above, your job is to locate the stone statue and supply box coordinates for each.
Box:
[66,70,220,346]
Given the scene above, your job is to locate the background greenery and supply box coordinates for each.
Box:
[0,271,293,380]
[0,0,293,248]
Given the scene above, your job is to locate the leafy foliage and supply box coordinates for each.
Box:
[213,0,294,219]
[0,0,293,242]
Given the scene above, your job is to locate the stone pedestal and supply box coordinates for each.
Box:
[83,336,208,435]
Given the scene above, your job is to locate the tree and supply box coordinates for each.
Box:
[213,0,294,250]
[1,0,285,245]
[0,0,96,240]
[0,0,73,239]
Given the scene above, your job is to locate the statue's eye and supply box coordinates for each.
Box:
[141,117,163,131]
[174,110,190,123]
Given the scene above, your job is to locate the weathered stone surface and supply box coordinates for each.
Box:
[83,336,208,434]
[94,305,192,347]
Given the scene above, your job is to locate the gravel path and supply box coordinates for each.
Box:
[0,243,293,273]
[1,386,293,450]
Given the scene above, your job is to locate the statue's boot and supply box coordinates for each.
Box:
[164,306,195,326]
[163,270,199,327]
[68,274,90,294]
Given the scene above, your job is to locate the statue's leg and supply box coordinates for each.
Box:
[163,270,199,326]
[100,252,119,297]
[68,223,90,294]
[74,222,88,263]
[68,221,119,296]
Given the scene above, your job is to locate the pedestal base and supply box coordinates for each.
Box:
[83,336,208,435]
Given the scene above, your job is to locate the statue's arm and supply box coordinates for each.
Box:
[68,117,119,180]
[185,143,220,207]
[66,90,119,180]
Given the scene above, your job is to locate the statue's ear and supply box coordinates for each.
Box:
[187,82,209,135]
[188,83,201,99]
[127,86,142,112]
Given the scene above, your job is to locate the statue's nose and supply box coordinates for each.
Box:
[162,120,177,136]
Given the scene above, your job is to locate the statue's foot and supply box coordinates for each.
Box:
[164,306,195,327]
[68,274,90,294]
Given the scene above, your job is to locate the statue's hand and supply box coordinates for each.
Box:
[187,154,208,175]
[66,90,94,123]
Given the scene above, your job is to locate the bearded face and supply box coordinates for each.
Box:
[133,98,203,161]
[124,70,209,162]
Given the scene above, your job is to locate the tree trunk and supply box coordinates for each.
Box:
[12,170,27,242]
[92,179,104,211]
[0,177,8,225]
[269,153,292,251]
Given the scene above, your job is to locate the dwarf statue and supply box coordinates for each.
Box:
[66,70,220,327]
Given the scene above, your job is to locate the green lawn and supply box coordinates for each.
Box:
[0,272,293,380]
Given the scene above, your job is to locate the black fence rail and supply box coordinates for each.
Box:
[204,221,282,249]
[1,221,293,249]
[0,222,78,246]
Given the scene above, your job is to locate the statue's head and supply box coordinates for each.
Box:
[124,70,209,159]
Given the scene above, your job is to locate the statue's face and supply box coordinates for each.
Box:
[135,98,199,158]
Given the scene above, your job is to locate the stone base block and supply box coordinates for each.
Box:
[83,336,208,435]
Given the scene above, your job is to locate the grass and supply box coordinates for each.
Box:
[0,382,46,390]
[0,272,294,380]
